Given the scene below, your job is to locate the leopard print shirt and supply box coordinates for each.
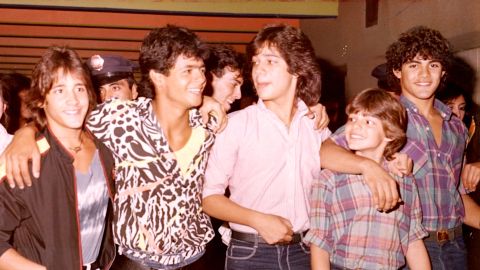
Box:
[87,97,215,266]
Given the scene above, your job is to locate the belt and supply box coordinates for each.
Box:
[425,226,462,244]
[231,230,306,245]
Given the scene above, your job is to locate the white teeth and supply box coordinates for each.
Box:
[188,89,201,94]
[350,134,363,139]
[64,110,79,115]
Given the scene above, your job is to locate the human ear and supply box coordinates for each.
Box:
[149,70,165,87]
[393,69,401,79]
[384,137,393,142]
[131,84,138,99]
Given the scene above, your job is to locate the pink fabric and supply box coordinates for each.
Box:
[203,99,331,233]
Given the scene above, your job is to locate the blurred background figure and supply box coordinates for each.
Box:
[0,73,32,134]
[437,81,480,270]
[204,44,244,112]
[86,54,138,102]
[371,63,401,100]
[0,79,12,154]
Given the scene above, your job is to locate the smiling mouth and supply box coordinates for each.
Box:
[188,88,202,94]
[416,82,431,86]
[63,109,82,115]
[349,134,364,139]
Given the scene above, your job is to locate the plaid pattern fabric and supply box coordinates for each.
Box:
[399,97,467,231]
[304,166,427,269]
[331,96,468,231]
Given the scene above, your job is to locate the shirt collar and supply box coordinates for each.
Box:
[400,95,452,120]
[256,98,309,117]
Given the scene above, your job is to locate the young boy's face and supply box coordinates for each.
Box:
[159,54,206,109]
[345,111,390,159]
[211,67,243,112]
[44,71,89,132]
[393,54,445,102]
[251,45,297,104]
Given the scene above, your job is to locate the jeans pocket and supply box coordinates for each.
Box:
[226,240,257,260]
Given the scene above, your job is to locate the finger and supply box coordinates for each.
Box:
[305,110,315,119]
[31,151,41,179]
[19,156,32,187]
[388,181,400,210]
[283,234,293,243]
[199,109,209,127]
[380,183,393,211]
[370,186,380,210]
[11,156,24,189]
[319,106,330,129]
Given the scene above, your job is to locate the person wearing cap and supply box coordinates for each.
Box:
[87,54,138,102]
[371,63,400,100]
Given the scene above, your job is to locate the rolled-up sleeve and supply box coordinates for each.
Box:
[303,170,335,254]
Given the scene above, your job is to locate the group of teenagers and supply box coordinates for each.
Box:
[0,22,479,270]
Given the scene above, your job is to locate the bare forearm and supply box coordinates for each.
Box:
[406,240,431,270]
[202,194,261,228]
[0,249,46,270]
[202,194,294,244]
[320,138,372,174]
[462,194,480,229]
[310,245,330,270]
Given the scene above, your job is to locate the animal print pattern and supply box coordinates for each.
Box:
[87,98,215,265]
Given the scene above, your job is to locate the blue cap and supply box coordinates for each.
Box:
[86,54,138,82]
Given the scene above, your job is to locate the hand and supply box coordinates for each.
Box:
[253,213,294,244]
[306,103,329,130]
[387,153,413,177]
[200,96,227,133]
[0,125,39,189]
[462,162,480,192]
[361,158,400,211]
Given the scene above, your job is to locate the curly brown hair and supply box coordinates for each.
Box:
[386,26,452,91]
[138,25,209,98]
[28,46,96,130]
[347,88,407,160]
[246,24,321,106]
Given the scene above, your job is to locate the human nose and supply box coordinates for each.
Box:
[419,65,430,78]
[195,68,206,84]
[66,90,79,105]
[234,86,242,100]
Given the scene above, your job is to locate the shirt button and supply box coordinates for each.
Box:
[426,127,430,131]
[437,153,441,157]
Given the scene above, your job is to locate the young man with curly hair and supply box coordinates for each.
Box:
[386,26,480,269]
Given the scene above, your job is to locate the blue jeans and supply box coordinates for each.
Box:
[424,235,467,270]
[225,238,310,270]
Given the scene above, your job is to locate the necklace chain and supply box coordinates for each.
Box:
[67,134,83,154]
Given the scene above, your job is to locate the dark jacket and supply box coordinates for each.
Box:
[0,128,116,270]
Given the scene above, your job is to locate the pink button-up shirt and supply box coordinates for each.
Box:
[203,99,331,233]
